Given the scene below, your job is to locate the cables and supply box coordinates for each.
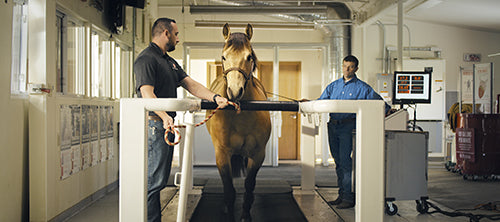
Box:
[426,200,500,222]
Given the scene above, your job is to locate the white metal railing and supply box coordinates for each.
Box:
[119,98,385,222]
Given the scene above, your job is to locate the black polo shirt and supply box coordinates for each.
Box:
[134,42,188,117]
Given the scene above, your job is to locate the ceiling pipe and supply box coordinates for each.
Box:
[194,0,352,81]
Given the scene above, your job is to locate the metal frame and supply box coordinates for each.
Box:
[182,42,330,166]
[119,98,385,222]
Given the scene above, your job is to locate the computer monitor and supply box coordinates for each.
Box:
[392,71,432,104]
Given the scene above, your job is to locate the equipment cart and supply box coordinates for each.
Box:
[384,130,429,215]
[354,130,429,215]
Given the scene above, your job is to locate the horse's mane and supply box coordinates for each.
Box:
[224,33,258,73]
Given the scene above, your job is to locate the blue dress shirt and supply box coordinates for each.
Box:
[318,75,390,120]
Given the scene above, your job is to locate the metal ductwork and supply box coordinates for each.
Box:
[193,0,352,80]
[316,3,351,81]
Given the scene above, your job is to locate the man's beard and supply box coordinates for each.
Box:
[166,42,175,52]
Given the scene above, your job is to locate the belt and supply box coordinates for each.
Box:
[330,118,355,125]
[148,115,163,121]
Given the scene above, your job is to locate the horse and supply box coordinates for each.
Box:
[206,23,271,222]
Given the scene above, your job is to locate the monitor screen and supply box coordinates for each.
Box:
[392,71,432,104]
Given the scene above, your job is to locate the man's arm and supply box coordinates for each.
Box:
[180,77,228,108]
[365,86,391,115]
[139,85,174,130]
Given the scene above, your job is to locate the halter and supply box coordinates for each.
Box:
[221,56,254,82]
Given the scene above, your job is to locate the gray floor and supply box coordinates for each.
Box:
[65,161,500,222]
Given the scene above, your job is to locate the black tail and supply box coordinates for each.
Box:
[231,155,247,178]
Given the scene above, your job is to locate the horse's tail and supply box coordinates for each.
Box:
[231,155,247,178]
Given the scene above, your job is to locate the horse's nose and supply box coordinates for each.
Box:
[227,87,244,101]
[236,88,243,99]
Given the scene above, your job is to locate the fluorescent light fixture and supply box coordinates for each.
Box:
[195,20,315,30]
[407,0,443,14]
[488,52,500,57]
[419,0,443,9]
[189,5,328,14]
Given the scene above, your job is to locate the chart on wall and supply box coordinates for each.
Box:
[59,103,115,180]
[60,105,73,179]
[474,63,493,113]
[59,104,83,179]
[461,66,474,103]
[82,105,91,170]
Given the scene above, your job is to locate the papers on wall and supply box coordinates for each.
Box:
[474,63,493,113]
[461,66,474,103]
[59,104,115,180]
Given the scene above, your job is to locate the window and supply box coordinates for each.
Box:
[91,30,112,98]
[11,1,29,96]
[113,43,121,98]
[113,43,132,98]
[56,11,86,95]
[67,20,86,95]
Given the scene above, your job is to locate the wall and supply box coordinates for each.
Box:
[158,6,326,61]
[0,0,145,221]
[27,0,141,220]
[352,18,500,104]
[0,2,29,222]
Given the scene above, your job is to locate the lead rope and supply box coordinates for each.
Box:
[164,101,241,146]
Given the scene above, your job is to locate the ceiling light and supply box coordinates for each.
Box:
[189,5,328,15]
[194,20,315,30]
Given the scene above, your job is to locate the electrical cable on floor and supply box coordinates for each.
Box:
[427,200,500,222]
[456,201,500,213]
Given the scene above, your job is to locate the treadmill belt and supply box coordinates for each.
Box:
[190,179,308,222]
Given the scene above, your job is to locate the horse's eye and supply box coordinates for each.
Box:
[222,56,226,61]
[247,55,252,61]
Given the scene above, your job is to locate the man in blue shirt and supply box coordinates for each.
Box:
[319,55,390,209]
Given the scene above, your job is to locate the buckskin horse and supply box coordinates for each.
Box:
[206,23,271,221]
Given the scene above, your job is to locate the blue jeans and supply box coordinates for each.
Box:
[327,120,355,203]
[147,120,174,222]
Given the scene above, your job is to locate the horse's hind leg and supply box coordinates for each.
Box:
[241,152,264,222]
[216,153,236,221]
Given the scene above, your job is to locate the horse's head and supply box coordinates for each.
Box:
[221,23,257,101]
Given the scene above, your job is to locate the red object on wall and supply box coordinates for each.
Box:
[456,114,500,176]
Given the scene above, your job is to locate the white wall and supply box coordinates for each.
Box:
[158,6,326,60]
[0,2,29,222]
[352,18,500,100]
[1,0,146,221]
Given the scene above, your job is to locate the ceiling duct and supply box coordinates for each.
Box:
[192,0,352,80]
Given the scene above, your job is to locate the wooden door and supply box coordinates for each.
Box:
[259,62,301,160]
[206,62,222,88]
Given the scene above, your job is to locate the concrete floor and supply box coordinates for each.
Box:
[65,161,500,222]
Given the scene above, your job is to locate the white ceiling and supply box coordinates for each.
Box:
[158,0,500,33]
[401,0,500,33]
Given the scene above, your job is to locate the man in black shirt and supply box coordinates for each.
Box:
[134,17,228,222]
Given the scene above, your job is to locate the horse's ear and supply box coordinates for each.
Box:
[223,23,230,40]
[245,24,253,40]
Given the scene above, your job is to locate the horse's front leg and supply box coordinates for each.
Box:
[216,150,236,222]
[241,151,264,222]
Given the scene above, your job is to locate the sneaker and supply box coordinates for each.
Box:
[327,197,343,205]
[336,201,355,209]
